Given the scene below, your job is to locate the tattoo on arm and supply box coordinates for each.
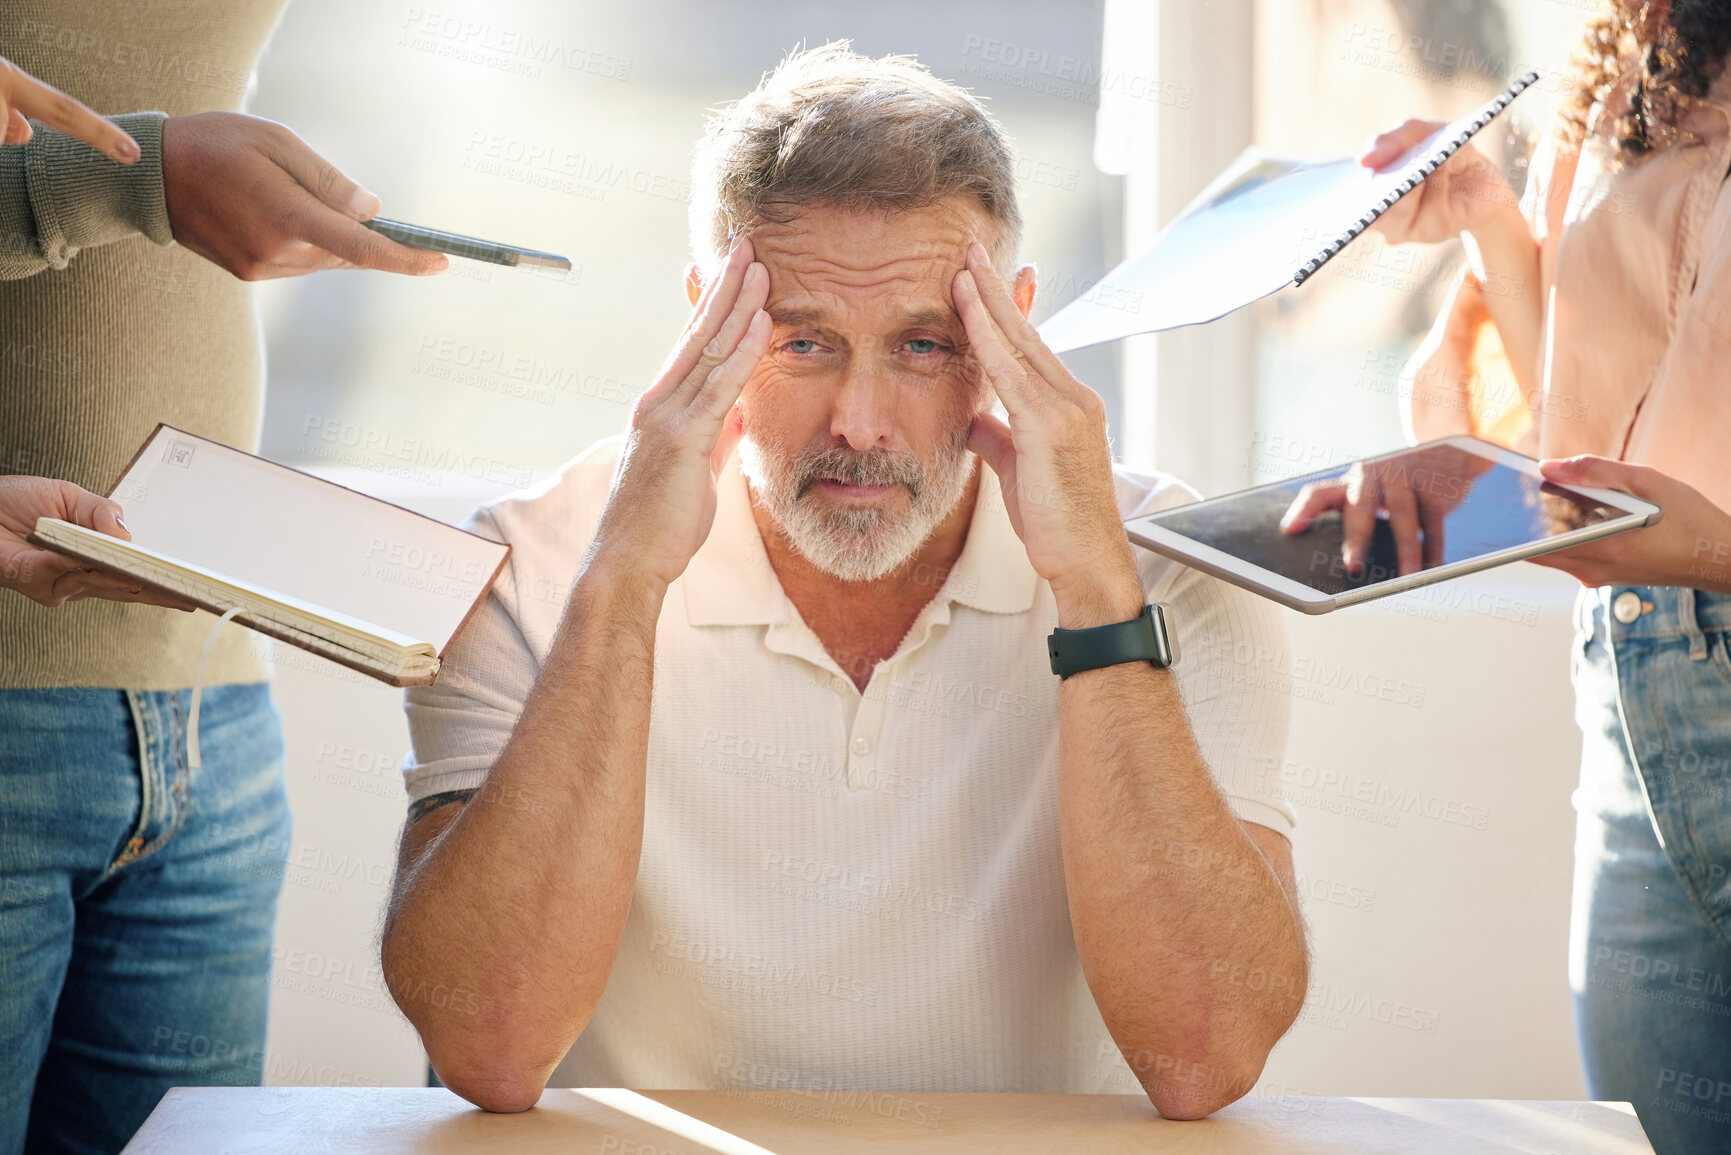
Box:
[407,788,477,826]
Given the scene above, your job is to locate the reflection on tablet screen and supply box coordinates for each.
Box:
[1148,444,1621,596]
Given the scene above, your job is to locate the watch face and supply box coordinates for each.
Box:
[1150,603,1177,667]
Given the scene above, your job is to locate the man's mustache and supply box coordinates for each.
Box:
[794,446,925,501]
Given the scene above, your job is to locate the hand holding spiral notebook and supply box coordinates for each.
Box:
[1038,72,1538,353]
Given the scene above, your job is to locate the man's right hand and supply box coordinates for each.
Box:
[161,112,449,280]
[586,241,771,589]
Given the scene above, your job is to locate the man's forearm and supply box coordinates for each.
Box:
[381,564,665,1111]
[1054,586,1306,1117]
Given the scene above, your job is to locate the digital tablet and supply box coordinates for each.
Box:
[1124,436,1663,614]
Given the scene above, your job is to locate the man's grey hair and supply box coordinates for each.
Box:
[689,42,1023,269]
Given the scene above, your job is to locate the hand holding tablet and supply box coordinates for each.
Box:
[1125,436,1663,614]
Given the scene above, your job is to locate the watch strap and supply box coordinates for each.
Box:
[1047,603,1177,678]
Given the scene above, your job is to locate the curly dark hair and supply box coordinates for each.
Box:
[1560,0,1731,163]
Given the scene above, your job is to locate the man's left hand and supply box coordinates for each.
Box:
[952,242,1143,627]
[1531,456,1731,593]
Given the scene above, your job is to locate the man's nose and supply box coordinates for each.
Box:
[827,356,897,452]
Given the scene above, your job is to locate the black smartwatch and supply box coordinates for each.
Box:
[1047,603,1178,679]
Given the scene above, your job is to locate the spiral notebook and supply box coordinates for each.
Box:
[27,424,511,687]
[1038,72,1538,353]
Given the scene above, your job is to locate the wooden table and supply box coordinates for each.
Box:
[121,1086,1654,1153]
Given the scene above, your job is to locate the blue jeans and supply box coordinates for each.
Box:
[1571,587,1731,1155]
[0,684,289,1155]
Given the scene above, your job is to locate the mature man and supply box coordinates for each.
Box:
[384,46,1306,1119]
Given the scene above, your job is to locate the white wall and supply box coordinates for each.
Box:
[1258,566,1587,1100]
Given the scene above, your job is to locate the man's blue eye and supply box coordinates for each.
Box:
[907,339,942,354]
[787,339,820,354]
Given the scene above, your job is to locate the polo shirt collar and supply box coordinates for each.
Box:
[682,453,1040,627]
[682,452,786,626]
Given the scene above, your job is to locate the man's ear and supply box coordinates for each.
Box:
[1011,265,1036,319]
[684,262,704,307]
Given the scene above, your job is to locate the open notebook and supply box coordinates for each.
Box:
[29,425,511,687]
[1038,72,1537,353]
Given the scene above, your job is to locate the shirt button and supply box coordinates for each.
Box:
[850,736,871,757]
[1612,591,1644,624]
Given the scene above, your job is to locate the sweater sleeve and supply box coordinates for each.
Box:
[0,111,174,280]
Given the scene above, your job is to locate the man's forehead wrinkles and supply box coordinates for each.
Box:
[763,251,956,286]
[768,295,961,330]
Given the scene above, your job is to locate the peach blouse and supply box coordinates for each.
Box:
[1536,67,1731,511]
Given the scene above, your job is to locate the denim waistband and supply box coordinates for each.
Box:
[1578,586,1731,641]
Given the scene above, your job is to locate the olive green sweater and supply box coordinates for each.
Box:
[0,0,287,688]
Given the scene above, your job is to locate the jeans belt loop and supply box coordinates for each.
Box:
[1679,587,1709,661]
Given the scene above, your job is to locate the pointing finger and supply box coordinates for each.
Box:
[1,61,140,163]
[1279,480,1347,535]
[1341,465,1381,576]
[1381,470,1422,576]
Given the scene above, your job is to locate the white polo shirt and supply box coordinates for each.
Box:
[403,435,1294,1095]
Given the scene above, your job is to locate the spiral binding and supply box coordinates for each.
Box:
[1291,71,1538,286]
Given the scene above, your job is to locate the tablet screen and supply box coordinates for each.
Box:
[1147,443,1625,595]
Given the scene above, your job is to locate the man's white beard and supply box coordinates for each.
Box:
[738,430,973,583]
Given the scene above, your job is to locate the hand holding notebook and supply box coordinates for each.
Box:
[26,425,511,687]
[0,475,192,609]
[1037,72,1538,352]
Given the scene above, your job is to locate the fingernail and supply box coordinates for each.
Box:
[115,136,141,163]
[348,186,381,219]
[114,515,127,531]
